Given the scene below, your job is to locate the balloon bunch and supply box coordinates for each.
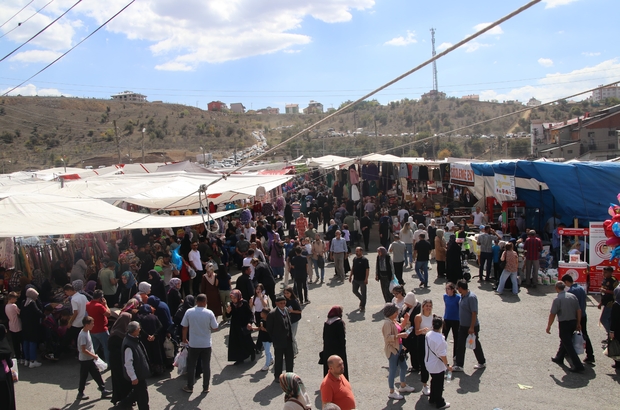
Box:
[603,200,620,262]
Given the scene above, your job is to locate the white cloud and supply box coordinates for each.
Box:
[1,83,68,97]
[437,42,453,52]
[9,50,62,64]
[283,49,301,54]
[154,61,194,72]
[479,59,620,103]
[464,42,490,53]
[582,52,600,57]
[544,0,580,9]
[385,30,417,46]
[473,23,503,36]
[538,58,554,67]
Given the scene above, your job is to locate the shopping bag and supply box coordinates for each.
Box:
[572,332,585,355]
[466,334,476,350]
[173,346,188,375]
[11,359,18,383]
[604,339,620,360]
[163,337,175,359]
[94,357,108,372]
[389,276,400,292]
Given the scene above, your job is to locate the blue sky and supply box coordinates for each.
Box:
[1,0,618,112]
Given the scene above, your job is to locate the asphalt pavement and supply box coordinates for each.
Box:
[14,231,620,409]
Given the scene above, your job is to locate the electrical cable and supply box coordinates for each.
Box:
[0,0,35,29]
[2,0,136,96]
[0,0,82,63]
[0,0,56,40]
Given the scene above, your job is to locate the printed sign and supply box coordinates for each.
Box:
[494,174,516,199]
[558,228,590,236]
[450,163,475,187]
[589,222,620,293]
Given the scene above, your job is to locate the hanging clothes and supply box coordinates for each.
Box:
[432,167,441,182]
[410,166,419,180]
[349,166,360,185]
[398,163,408,178]
[362,180,370,197]
[418,166,429,181]
[351,185,361,202]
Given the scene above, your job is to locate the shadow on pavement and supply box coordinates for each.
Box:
[346,309,366,323]
[154,377,210,410]
[454,367,484,394]
[252,379,282,406]
[549,365,596,388]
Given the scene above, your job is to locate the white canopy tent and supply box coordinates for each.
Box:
[0,193,236,237]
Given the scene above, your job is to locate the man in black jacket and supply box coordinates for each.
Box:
[265,295,294,382]
[121,321,150,410]
[235,265,255,302]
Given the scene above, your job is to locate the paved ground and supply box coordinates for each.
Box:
[14,232,620,409]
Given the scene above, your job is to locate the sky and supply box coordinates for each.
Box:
[0,0,619,112]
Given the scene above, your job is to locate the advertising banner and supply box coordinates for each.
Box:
[450,163,474,187]
[494,174,516,199]
[589,222,620,293]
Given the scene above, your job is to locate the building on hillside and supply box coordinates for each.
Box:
[461,94,479,101]
[230,103,246,113]
[111,91,147,102]
[421,90,446,100]
[303,100,323,114]
[592,84,620,102]
[257,107,280,115]
[285,104,299,114]
[527,97,542,107]
[532,104,620,160]
[208,101,227,111]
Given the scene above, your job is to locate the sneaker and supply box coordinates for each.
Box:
[494,291,502,295]
[29,361,42,368]
[261,365,270,371]
[202,387,210,393]
[474,363,486,369]
[399,385,416,393]
[388,392,404,400]
[182,385,193,393]
[451,365,463,372]
[100,389,112,397]
[76,393,89,400]
[421,385,430,395]
[439,403,451,409]
[45,353,59,361]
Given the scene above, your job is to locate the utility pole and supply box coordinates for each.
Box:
[141,127,146,163]
[113,120,121,164]
[430,28,438,92]
[374,118,378,152]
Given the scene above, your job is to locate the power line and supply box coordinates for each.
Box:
[0,0,83,63]
[2,0,137,97]
[0,0,35,29]
[0,0,56,40]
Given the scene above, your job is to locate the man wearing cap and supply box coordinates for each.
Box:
[477,226,500,282]
[523,230,543,288]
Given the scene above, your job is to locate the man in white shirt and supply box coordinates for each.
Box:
[424,316,451,409]
[413,224,427,246]
[64,282,88,345]
[188,242,204,296]
[181,294,219,394]
[243,222,256,240]
[472,207,484,227]
[397,207,409,225]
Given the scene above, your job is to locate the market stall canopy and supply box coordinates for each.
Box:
[0,193,236,237]
[305,155,353,169]
[155,161,217,174]
[0,172,294,210]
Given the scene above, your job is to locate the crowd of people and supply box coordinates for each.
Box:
[2,178,620,410]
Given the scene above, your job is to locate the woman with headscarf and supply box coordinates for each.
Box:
[270,233,286,280]
[173,295,195,342]
[279,372,311,410]
[115,271,138,307]
[321,306,348,380]
[609,286,620,369]
[376,247,395,303]
[137,282,152,304]
[445,235,463,284]
[200,263,222,318]
[84,280,97,298]
[0,325,17,410]
[108,312,133,406]
[51,260,70,287]
[276,220,285,239]
[148,269,167,303]
[21,288,44,368]
[121,297,141,317]
[225,289,255,365]
[382,303,416,401]
[137,304,163,375]
[167,278,183,316]
[70,251,88,283]
[435,229,447,278]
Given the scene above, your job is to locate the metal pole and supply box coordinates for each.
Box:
[141,128,146,163]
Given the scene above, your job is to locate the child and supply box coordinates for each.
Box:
[77,316,112,400]
[4,292,23,364]
[252,307,273,372]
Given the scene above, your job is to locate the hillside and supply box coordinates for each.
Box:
[0,95,615,172]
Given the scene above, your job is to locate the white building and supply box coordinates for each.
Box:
[111,91,147,102]
[592,84,620,102]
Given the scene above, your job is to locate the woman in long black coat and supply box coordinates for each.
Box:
[0,325,16,410]
[445,235,463,284]
[137,304,163,375]
[108,312,133,406]
[226,289,255,364]
[322,306,349,380]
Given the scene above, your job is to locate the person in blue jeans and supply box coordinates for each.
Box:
[492,239,502,281]
[414,233,433,288]
[476,225,496,281]
[253,308,273,372]
[381,303,415,401]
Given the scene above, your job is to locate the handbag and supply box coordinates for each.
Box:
[317,255,325,269]
[604,338,620,360]
[398,347,408,362]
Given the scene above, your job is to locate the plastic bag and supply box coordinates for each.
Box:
[604,339,620,360]
[173,346,188,375]
[572,332,585,355]
[466,333,476,350]
[163,337,175,359]
[11,358,18,383]
[388,276,400,292]
[94,357,108,372]
[188,267,197,279]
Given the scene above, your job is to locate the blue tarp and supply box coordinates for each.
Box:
[470,161,620,224]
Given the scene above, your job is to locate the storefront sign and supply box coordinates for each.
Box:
[589,222,620,293]
[494,174,516,199]
[450,163,474,187]
[558,228,590,236]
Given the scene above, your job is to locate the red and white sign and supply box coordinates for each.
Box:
[588,222,620,293]
[558,228,589,236]
[450,163,475,187]
[559,262,588,291]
